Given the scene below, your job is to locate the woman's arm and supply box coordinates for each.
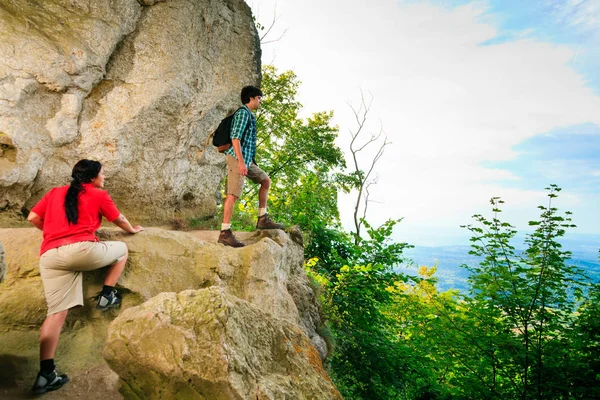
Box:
[27,211,44,230]
[112,214,144,234]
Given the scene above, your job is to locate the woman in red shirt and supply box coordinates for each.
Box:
[27,159,143,394]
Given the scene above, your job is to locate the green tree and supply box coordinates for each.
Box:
[570,282,600,398]
[390,266,463,399]
[306,219,444,400]
[441,185,596,399]
[326,262,410,399]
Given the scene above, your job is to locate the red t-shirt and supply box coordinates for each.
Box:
[31,183,121,255]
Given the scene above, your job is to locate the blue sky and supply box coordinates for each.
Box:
[430,0,600,93]
[250,0,600,245]
[486,123,600,193]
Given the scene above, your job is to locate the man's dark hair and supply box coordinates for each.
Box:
[241,85,263,104]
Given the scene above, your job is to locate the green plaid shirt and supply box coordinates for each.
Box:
[225,105,256,167]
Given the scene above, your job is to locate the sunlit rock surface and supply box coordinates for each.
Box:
[0,227,333,399]
[105,287,340,400]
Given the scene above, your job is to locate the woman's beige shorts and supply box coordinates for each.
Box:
[39,241,127,315]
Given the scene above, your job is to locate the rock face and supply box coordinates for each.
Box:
[0,0,261,223]
[0,227,333,399]
[105,287,341,400]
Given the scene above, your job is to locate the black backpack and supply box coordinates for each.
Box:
[212,107,246,153]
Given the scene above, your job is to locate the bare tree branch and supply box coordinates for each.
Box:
[347,89,391,244]
[360,182,374,231]
[255,1,288,45]
[261,27,289,45]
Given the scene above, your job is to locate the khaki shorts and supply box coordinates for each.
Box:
[39,241,127,315]
[226,154,268,198]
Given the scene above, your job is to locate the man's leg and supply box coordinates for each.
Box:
[219,156,246,247]
[250,171,282,229]
[219,193,245,247]
[222,193,238,225]
[247,164,272,218]
[258,177,271,211]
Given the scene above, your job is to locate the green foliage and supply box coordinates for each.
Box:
[568,282,600,398]
[352,219,412,267]
[326,263,409,399]
[306,219,445,400]
[429,185,598,399]
[390,266,463,399]
[307,218,412,276]
[305,223,354,275]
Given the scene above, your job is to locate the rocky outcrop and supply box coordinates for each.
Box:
[0,227,333,399]
[0,0,261,223]
[105,287,340,400]
[103,227,326,355]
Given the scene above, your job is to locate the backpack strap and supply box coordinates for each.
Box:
[232,106,251,142]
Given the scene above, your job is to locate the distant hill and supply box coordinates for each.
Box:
[402,234,600,292]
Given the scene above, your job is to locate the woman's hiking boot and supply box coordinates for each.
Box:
[256,213,283,230]
[96,289,121,311]
[31,369,69,394]
[218,229,245,247]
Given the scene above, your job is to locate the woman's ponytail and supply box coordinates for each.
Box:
[64,159,102,225]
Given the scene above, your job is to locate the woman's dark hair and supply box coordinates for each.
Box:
[64,159,102,225]
[241,85,263,104]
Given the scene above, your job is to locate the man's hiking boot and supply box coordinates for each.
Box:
[256,213,283,230]
[31,369,69,394]
[96,289,121,311]
[218,229,245,248]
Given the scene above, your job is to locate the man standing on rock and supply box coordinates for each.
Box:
[218,85,283,247]
[27,159,143,394]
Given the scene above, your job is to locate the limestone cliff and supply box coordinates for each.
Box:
[0,0,261,223]
[0,228,339,399]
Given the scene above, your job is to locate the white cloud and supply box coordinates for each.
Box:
[547,0,600,35]
[250,0,600,243]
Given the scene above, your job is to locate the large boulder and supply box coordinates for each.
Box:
[0,0,261,223]
[0,227,331,398]
[105,287,341,400]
